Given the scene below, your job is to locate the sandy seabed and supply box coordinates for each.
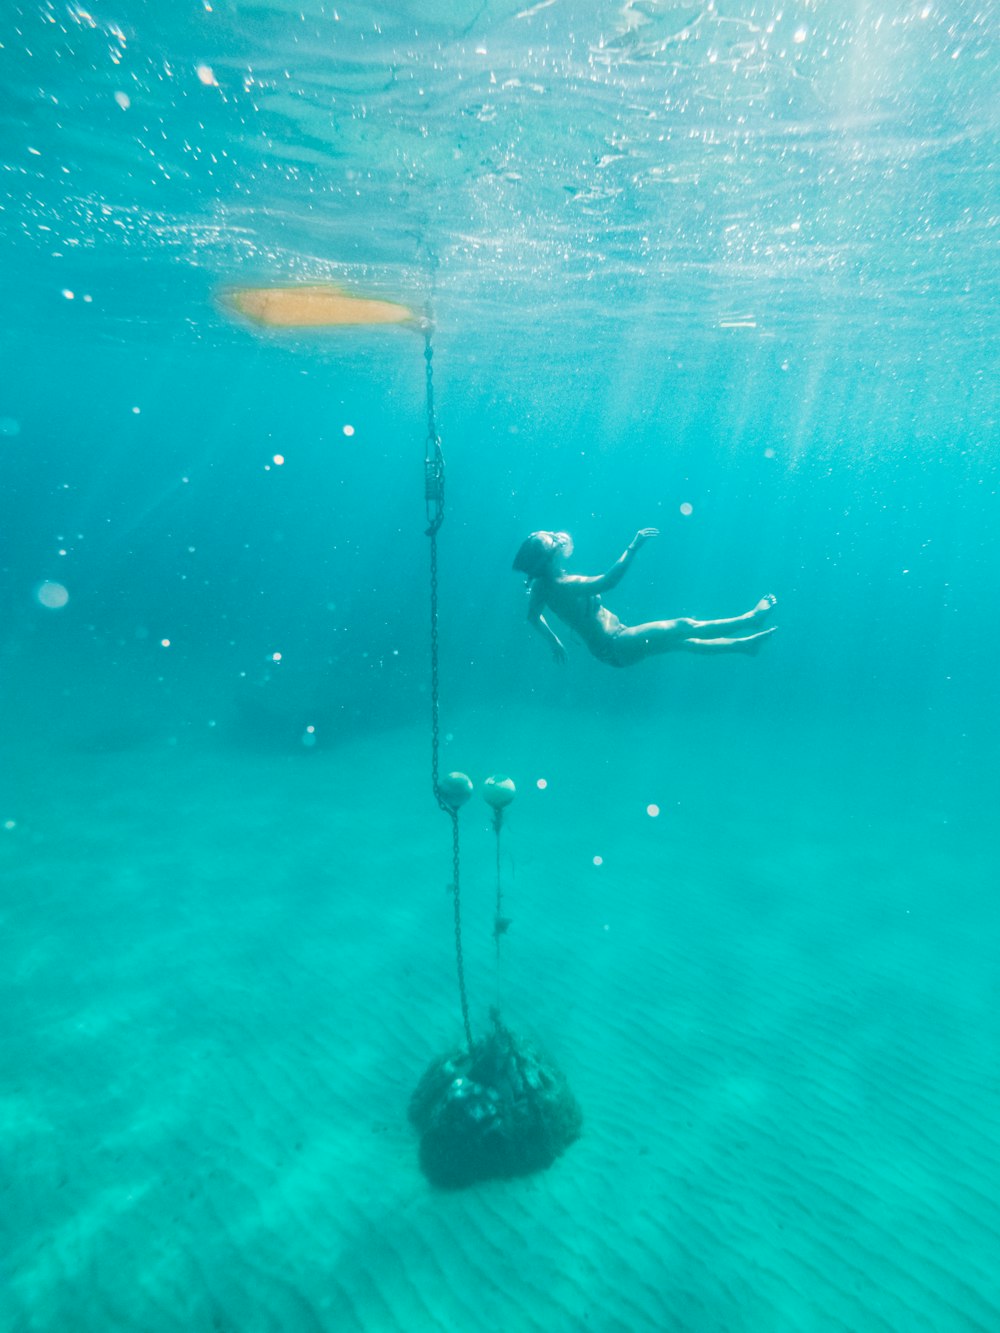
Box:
[2,696,999,1332]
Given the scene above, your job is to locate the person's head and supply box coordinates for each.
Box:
[512,530,573,580]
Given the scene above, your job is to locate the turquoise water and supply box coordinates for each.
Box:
[2,3,998,1330]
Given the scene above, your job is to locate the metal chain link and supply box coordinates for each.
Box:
[424,325,446,813]
[451,810,473,1050]
[423,317,472,1049]
[493,815,504,1014]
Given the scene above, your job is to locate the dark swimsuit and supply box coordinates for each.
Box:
[580,604,630,668]
[541,585,632,668]
[590,636,626,667]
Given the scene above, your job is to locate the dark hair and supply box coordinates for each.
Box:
[512,533,554,579]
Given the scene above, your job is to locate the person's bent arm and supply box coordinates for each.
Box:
[586,527,659,593]
[528,585,567,663]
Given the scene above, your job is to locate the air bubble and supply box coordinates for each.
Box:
[36,581,69,609]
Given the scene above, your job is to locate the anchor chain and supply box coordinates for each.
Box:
[451,809,473,1050]
[424,323,447,814]
[423,313,472,1048]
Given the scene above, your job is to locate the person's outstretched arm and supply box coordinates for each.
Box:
[584,528,659,593]
[527,583,568,663]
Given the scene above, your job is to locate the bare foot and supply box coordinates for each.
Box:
[753,593,777,622]
[737,625,778,655]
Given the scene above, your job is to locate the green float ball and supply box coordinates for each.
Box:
[438,772,474,810]
[483,775,516,810]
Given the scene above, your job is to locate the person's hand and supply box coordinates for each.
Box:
[632,527,660,549]
[552,641,568,665]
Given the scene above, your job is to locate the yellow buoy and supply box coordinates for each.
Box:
[221,283,416,329]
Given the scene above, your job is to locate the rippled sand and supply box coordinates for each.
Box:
[3,704,998,1331]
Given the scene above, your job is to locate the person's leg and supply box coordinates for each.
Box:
[681,593,776,639]
[679,627,777,655]
[612,594,777,663]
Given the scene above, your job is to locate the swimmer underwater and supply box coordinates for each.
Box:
[512,528,777,668]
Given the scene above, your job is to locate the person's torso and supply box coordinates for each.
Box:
[545,581,621,643]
